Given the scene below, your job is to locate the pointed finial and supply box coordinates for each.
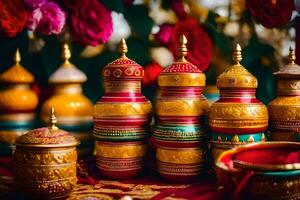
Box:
[49,107,58,130]
[118,38,128,58]
[233,44,242,64]
[62,43,71,64]
[14,48,21,64]
[288,46,296,65]
[178,34,188,61]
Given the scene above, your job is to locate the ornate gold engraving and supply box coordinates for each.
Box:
[94,102,152,117]
[156,99,209,116]
[156,147,206,164]
[95,143,147,158]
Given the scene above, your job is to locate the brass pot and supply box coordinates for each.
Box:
[215,142,300,200]
[269,48,300,141]
[208,44,268,160]
[13,108,79,199]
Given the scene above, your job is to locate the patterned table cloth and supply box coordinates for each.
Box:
[0,157,223,200]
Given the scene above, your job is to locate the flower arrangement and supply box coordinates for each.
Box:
[0,0,113,46]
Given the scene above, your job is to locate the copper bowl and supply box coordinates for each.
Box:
[215,142,300,200]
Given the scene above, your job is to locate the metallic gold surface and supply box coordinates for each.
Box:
[217,44,257,89]
[156,98,209,116]
[209,103,268,128]
[0,88,38,111]
[94,102,152,117]
[41,93,93,118]
[95,143,147,158]
[269,97,300,120]
[13,109,78,199]
[156,147,206,164]
[158,73,206,87]
[0,49,34,83]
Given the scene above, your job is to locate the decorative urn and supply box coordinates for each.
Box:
[13,108,78,199]
[94,38,152,179]
[216,142,300,200]
[153,35,209,182]
[268,47,300,141]
[41,44,93,158]
[208,44,268,160]
[0,49,38,156]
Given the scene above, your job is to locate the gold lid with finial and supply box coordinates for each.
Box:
[217,44,258,89]
[158,34,206,87]
[49,107,58,130]
[102,38,144,79]
[118,38,128,58]
[49,43,87,83]
[0,48,34,83]
[178,35,188,62]
[274,47,300,78]
[15,107,79,147]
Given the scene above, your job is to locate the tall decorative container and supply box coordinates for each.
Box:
[0,49,38,156]
[13,108,78,199]
[209,44,268,160]
[41,44,93,158]
[153,35,209,182]
[94,39,152,180]
[269,48,300,141]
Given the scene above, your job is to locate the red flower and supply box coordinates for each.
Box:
[70,0,113,46]
[155,24,174,46]
[246,0,294,28]
[0,0,28,37]
[169,17,213,71]
[142,62,164,86]
[171,0,186,19]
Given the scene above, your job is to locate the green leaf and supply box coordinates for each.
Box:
[124,5,154,42]
[101,0,124,13]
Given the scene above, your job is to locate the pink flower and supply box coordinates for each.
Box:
[155,24,174,46]
[27,2,66,35]
[24,0,46,9]
[70,0,113,46]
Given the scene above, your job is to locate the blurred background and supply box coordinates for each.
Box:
[0,0,297,107]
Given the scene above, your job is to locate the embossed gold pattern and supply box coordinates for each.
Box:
[156,99,209,116]
[156,147,206,164]
[94,102,152,117]
[209,103,268,128]
[269,48,300,138]
[96,142,147,158]
[13,108,78,199]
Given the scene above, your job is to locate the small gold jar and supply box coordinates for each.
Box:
[269,48,300,141]
[13,108,79,199]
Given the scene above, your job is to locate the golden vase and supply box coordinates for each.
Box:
[41,44,93,158]
[208,44,268,160]
[268,47,300,141]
